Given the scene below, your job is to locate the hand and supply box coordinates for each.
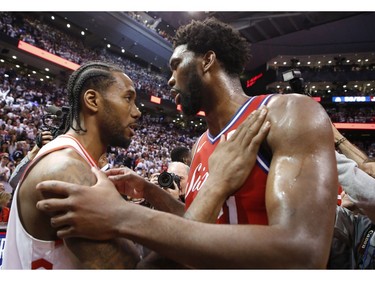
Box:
[36,167,126,240]
[149,172,160,186]
[105,167,150,199]
[184,107,270,223]
[208,106,270,198]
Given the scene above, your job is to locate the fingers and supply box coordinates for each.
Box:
[105,167,126,176]
[246,120,271,153]
[36,197,70,212]
[56,227,75,239]
[228,106,268,144]
[36,180,77,196]
[52,216,77,239]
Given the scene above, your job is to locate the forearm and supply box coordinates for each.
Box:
[134,178,230,269]
[65,237,140,269]
[337,152,375,219]
[184,177,229,223]
[336,137,368,166]
[143,181,185,216]
[343,171,375,222]
[117,204,325,268]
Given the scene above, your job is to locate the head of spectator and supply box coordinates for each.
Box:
[0,191,12,208]
[1,153,9,165]
[170,146,192,166]
[167,161,190,202]
[0,191,12,223]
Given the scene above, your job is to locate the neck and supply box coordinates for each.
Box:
[65,129,106,163]
[204,76,249,137]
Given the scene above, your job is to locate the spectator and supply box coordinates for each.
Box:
[0,190,12,223]
[0,153,10,182]
[170,146,192,166]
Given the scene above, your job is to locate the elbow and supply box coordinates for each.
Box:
[298,239,331,268]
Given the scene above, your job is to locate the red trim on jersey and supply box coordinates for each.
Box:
[31,258,53,270]
[64,134,98,167]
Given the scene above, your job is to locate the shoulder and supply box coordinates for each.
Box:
[266,94,333,149]
[268,94,330,126]
[28,147,96,185]
[267,93,326,117]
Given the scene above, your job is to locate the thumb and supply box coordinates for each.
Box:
[91,166,108,185]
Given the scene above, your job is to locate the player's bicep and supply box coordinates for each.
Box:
[264,95,337,228]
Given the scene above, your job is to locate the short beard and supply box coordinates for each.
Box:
[180,69,203,117]
[101,99,132,149]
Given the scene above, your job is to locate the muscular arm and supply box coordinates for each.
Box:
[19,149,139,269]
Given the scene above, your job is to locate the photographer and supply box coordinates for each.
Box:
[8,130,53,190]
[8,105,68,191]
[150,161,190,203]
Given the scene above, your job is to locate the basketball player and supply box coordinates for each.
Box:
[36,18,338,268]
[2,61,142,269]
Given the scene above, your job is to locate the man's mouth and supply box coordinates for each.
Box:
[128,123,137,136]
[170,88,182,105]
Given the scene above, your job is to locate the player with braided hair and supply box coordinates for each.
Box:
[2,61,142,269]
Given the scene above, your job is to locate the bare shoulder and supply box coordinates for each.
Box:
[18,147,96,240]
[31,148,96,185]
[265,94,333,150]
[267,93,327,119]
[19,147,96,206]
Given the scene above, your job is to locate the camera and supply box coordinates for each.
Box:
[282,69,305,94]
[35,105,70,148]
[158,171,181,190]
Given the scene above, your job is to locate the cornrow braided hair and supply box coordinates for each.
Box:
[173,17,251,75]
[66,61,124,133]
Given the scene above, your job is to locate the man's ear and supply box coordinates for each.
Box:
[202,51,216,73]
[83,89,99,113]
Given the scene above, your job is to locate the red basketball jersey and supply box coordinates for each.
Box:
[185,94,275,225]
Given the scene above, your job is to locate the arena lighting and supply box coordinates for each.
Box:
[150,95,161,104]
[311,97,321,102]
[17,41,80,71]
[334,123,375,130]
